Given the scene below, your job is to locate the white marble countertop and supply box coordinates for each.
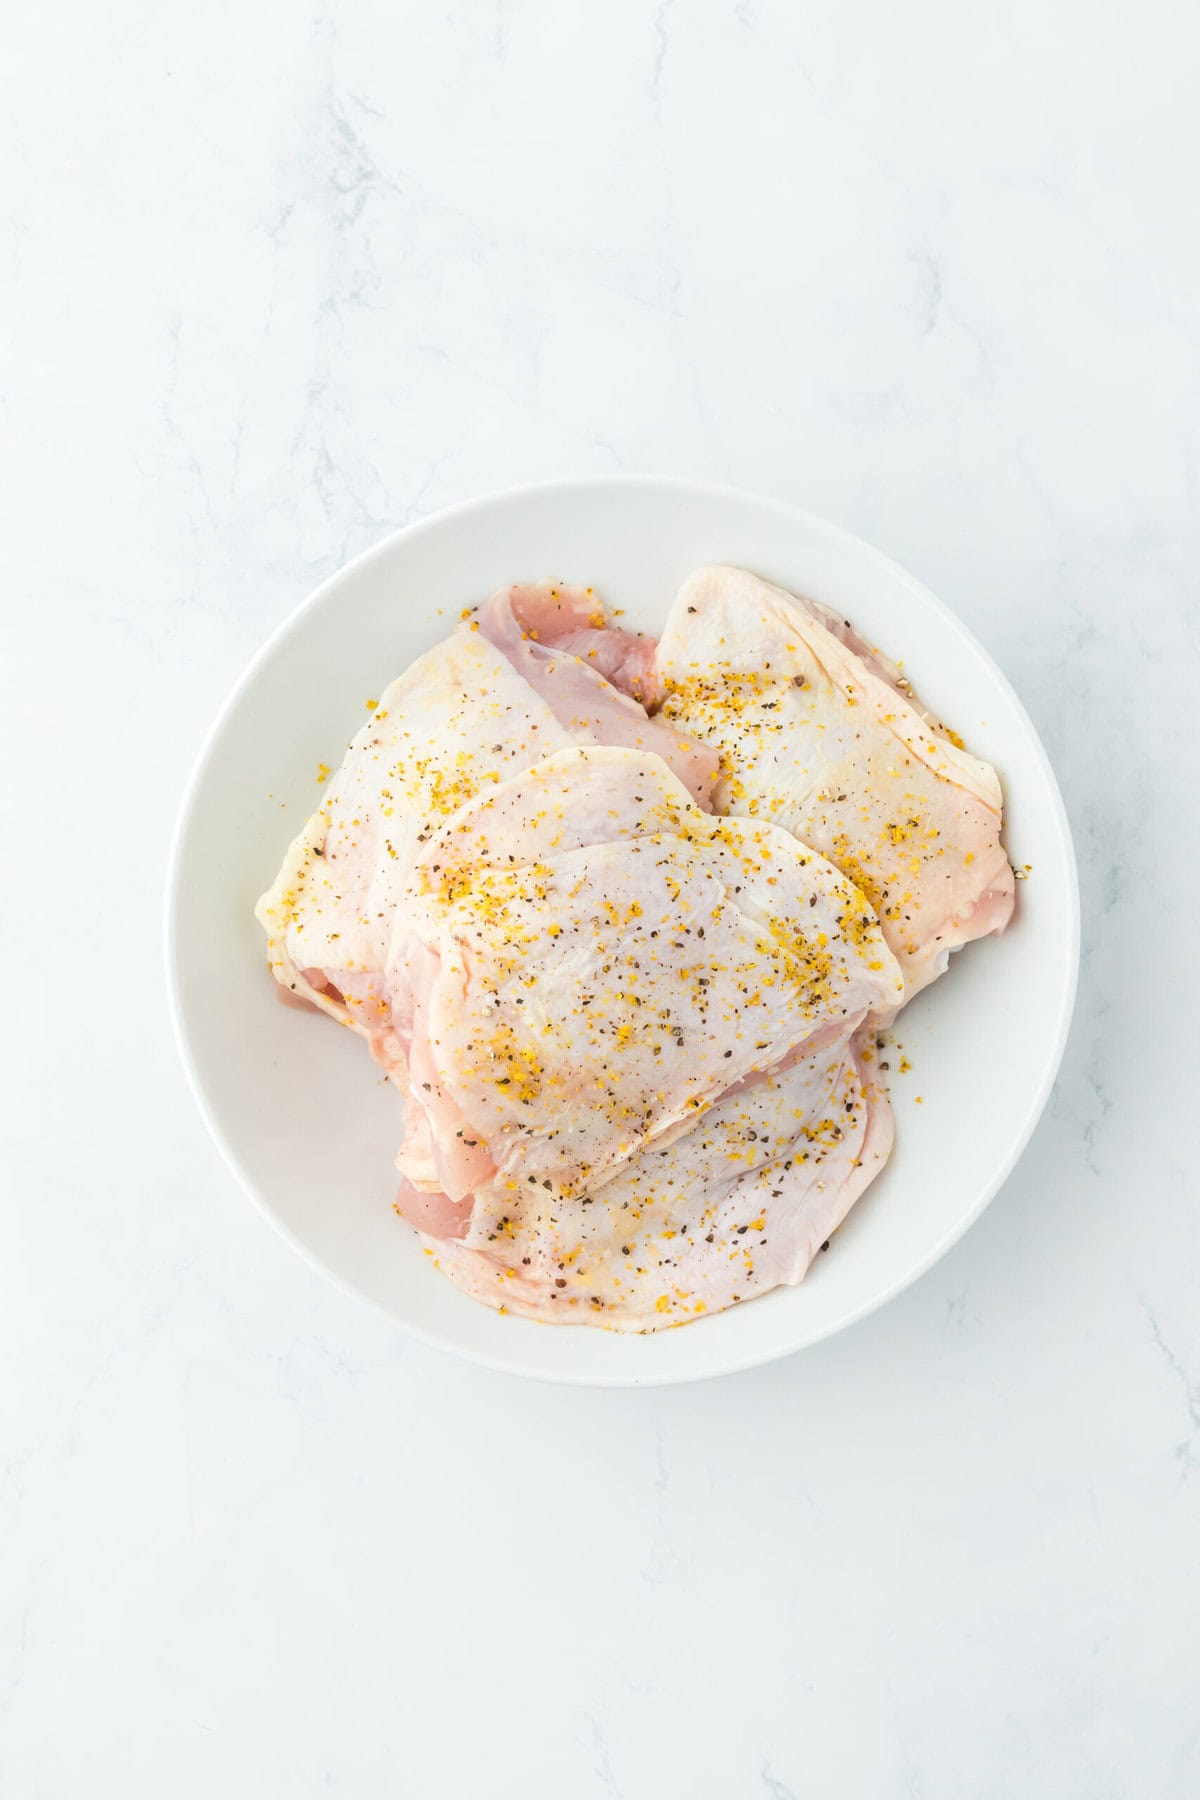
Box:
[4,2,1197,1794]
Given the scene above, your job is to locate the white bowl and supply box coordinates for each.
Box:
[166,477,1078,1386]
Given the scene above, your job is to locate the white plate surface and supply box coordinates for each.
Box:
[166,477,1078,1386]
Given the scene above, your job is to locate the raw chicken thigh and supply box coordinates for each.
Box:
[256,587,713,1029]
[425,1021,892,1329]
[656,566,1014,1002]
[389,745,901,1213]
[256,627,573,1031]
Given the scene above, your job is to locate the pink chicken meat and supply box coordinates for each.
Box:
[424,1021,892,1329]
[386,745,902,1324]
[472,583,714,801]
[256,585,716,1031]
[655,566,1014,1004]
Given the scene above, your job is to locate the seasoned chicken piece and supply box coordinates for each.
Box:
[256,586,712,1029]
[388,746,902,1216]
[656,566,1015,1002]
[255,627,576,1031]
[417,1022,892,1329]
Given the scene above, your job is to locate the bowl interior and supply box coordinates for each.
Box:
[167,478,1078,1385]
